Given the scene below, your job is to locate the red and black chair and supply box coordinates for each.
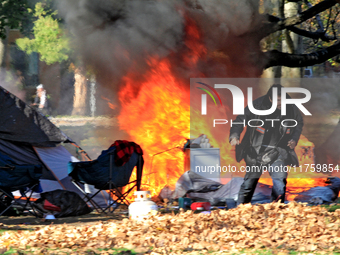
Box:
[68,141,143,213]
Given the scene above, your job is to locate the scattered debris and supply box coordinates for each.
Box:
[294,177,340,205]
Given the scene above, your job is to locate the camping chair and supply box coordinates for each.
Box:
[68,145,143,213]
[0,161,42,217]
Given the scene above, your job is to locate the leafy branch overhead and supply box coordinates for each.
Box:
[0,0,29,39]
[16,3,70,65]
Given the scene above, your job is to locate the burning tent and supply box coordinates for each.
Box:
[0,86,107,206]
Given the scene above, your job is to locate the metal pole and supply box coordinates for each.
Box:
[109,153,113,213]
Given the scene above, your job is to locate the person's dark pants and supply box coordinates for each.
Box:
[237,158,288,205]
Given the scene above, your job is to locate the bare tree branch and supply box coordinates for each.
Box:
[264,41,340,68]
[325,7,332,32]
[304,0,325,31]
[260,0,339,38]
[284,29,296,53]
[331,8,340,38]
[288,26,336,41]
[267,14,336,41]
[282,1,297,53]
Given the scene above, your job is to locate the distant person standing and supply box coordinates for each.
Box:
[32,84,51,116]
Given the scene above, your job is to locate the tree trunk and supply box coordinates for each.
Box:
[58,61,75,115]
[0,27,9,68]
[282,1,303,78]
[89,75,96,117]
[0,39,5,68]
[261,0,282,81]
[72,66,88,115]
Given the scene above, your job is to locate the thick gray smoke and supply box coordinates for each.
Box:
[55,0,340,163]
[56,0,264,89]
[301,79,340,116]
[0,69,26,100]
[57,0,184,85]
[55,0,265,158]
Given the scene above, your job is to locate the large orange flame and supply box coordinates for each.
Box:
[118,58,190,198]
[116,17,207,199]
[113,18,328,201]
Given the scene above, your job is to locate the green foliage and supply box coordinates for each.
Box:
[0,0,29,39]
[322,203,340,212]
[328,58,340,67]
[16,2,70,65]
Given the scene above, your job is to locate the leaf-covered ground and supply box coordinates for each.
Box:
[1,202,340,254]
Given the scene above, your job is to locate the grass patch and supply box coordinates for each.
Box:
[0,229,10,235]
[224,248,340,255]
[53,115,111,119]
[2,247,340,255]
[0,229,24,235]
[1,248,138,255]
[3,248,18,255]
[321,204,340,212]
[98,248,138,254]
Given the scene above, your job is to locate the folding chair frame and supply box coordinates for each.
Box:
[0,183,39,217]
[72,152,143,213]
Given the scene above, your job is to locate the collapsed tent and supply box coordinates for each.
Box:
[172,171,340,205]
[171,171,272,205]
[0,85,107,207]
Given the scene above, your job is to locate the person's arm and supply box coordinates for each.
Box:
[229,106,251,145]
[288,108,303,149]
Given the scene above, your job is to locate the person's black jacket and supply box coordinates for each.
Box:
[229,95,303,166]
